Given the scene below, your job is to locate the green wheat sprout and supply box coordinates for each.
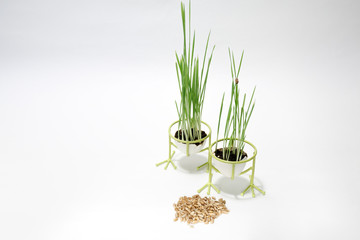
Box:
[174,2,215,142]
[215,49,256,161]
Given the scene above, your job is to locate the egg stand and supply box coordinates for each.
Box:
[155,119,214,189]
[197,138,266,197]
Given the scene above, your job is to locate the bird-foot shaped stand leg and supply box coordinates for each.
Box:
[197,173,220,195]
[156,151,176,170]
[196,137,213,172]
[241,175,265,197]
[197,135,219,194]
[240,156,266,197]
[197,162,208,171]
[156,136,177,170]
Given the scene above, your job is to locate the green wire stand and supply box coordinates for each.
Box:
[156,120,213,171]
[198,138,266,197]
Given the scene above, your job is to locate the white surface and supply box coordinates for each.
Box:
[1,0,360,239]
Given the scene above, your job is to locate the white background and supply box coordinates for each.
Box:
[1,0,360,239]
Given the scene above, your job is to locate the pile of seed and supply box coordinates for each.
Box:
[173,194,229,224]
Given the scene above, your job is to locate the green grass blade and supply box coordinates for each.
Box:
[236,50,244,78]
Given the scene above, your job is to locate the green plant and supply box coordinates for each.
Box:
[215,49,256,161]
[175,2,215,141]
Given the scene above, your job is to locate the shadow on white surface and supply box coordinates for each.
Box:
[214,175,266,200]
[175,153,208,174]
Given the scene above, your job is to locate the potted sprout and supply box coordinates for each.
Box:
[156,2,214,170]
[197,50,265,196]
[211,49,255,178]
